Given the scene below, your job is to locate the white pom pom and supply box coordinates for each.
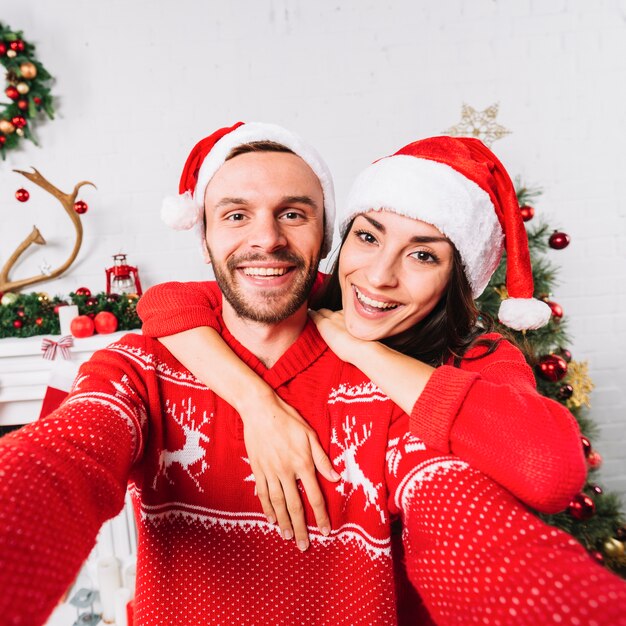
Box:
[498,297,552,330]
[161,191,201,230]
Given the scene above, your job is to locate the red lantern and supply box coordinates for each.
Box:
[520,205,535,222]
[70,315,95,338]
[568,493,595,521]
[537,354,568,382]
[105,253,143,297]
[94,311,118,334]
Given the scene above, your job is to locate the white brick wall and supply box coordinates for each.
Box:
[2,0,625,498]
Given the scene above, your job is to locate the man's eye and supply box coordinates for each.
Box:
[226,213,246,221]
[281,211,303,220]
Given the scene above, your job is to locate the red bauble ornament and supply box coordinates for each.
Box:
[106,293,120,303]
[590,484,603,496]
[557,384,574,401]
[70,315,95,338]
[557,347,572,362]
[520,205,535,222]
[9,40,25,53]
[568,493,596,521]
[17,99,28,111]
[94,311,119,334]
[35,317,43,326]
[587,451,603,469]
[615,527,626,541]
[75,287,91,297]
[12,319,23,329]
[33,96,42,106]
[16,308,25,318]
[11,116,27,129]
[5,86,19,100]
[0,42,6,56]
[537,354,568,382]
[85,297,98,308]
[15,188,30,202]
[53,302,68,314]
[581,436,592,458]
[74,200,88,214]
[0,136,6,147]
[549,231,570,250]
[546,300,563,320]
[590,550,604,564]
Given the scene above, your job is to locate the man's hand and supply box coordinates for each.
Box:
[239,391,340,551]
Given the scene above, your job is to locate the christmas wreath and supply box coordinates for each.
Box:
[0,22,55,159]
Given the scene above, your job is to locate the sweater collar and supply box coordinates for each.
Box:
[218,311,328,388]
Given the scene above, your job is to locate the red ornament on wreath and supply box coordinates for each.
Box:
[74,200,88,214]
[537,354,568,382]
[546,300,563,320]
[549,230,570,250]
[557,384,573,401]
[75,287,91,297]
[0,42,6,56]
[85,297,98,308]
[11,116,27,129]
[9,40,25,53]
[70,315,95,338]
[580,436,592,458]
[15,188,30,202]
[35,317,43,326]
[94,311,118,334]
[568,493,596,521]
[5,86,19,100]
[17,99,28,111]
[557,347,572,362]
[587,451,603,470]
[12,319,23,329]
[520,205,535,222]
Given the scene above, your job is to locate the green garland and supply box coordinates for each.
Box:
[0,291,141,339]
[0,22,55,158]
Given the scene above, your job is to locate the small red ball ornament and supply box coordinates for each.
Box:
[75,287,91,297]
[581,436,592,458]
[546,300,563,320]
[557,384,574,401]
[590,550,604,565]
[13,319,23,329]
[537,354,568,382]
[520,205,535,222]
[70,315,95,338]
[590,484,603,496]
[557,347,572,362]
[16,308,25,318]
[5,86,19,100]
[74,200,88,214]
[549,231,570,250]
[11,116,27,129]
[615,527,626,541]
[15,188,30,202]
[587,451,603,469]
[33,96,42,106]
[85,297,98,308]
[35,317,43,326]
[568,493,596,521]
[0,42,6,56]
[17,99,28,111]
[94,311,118,334]
[0,136,6,147]
[9,40,25,53]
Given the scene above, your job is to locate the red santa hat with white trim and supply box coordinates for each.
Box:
[341,135,551,330]
[161,121,336,257]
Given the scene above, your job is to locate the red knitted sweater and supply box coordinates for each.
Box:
[138,279,587,513]
[1,313,625,625]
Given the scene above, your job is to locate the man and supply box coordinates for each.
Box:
[1,122,624,626]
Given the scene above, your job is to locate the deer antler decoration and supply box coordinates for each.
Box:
[0,168,96,293]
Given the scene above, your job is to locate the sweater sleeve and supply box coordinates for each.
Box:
[138,281,223,337]
[409,335,586,513]
[385,425,626,626]
[0,335,149,626]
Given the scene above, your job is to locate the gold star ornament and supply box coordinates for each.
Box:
[565,360,595,409]
[444,103,511,147]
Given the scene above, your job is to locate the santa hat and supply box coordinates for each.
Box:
[162,121,336,257]
[341,136,551,330]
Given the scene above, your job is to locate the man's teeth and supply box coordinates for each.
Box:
[242,267,288,277]
[355,287,399,310]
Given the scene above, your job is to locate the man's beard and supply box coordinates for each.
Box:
[209,249,320,324]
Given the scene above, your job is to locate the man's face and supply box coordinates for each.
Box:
[203,151,325,324]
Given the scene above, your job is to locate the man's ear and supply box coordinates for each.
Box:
[202,239,212,265]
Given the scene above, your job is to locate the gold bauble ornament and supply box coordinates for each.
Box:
[0,120,16,134]
[16,128,24,137]
[7,49,17,58]
[37,292,50,303]
[16,82,30,95]
[20,62,38,79]
[604,538,625,557]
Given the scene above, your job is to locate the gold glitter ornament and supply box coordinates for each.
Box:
[565,360,595,409]
[16,82,30,95]
[444,103,511,147]
[19,61,37,79]
[0,120,16,134]
[603,538,625,557]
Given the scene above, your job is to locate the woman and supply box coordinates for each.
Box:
[138,134,586,552]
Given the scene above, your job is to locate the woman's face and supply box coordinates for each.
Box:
[338,210,454,341]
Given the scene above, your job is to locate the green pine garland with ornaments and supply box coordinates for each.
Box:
[0,289,141,339]
[476,179,626,578]
[0,22,55,158]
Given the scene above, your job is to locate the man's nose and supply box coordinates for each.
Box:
[249,214,287,252]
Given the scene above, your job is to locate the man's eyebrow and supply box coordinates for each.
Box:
[282,195,319,209]
[215,197,249,208]
[361,214,450,244]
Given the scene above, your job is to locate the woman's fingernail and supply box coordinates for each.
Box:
[283,529,293,540]
[298,540,308,552]
[267,515,276,524]
[330,470,341,480]
[321,526,330,537]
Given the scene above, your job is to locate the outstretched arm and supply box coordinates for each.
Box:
[311,308,586,513]
[138,282,339,551]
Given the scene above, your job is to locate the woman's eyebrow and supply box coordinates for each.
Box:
[361,214,450,244]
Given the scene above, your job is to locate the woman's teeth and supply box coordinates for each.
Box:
[355,286,399,310]
[242,267,288,277]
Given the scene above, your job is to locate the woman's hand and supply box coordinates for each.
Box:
[238,390,340,552]
[309,308,369,364]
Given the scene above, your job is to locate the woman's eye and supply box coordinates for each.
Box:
[355,230,377,244]
[411,250,437,263]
